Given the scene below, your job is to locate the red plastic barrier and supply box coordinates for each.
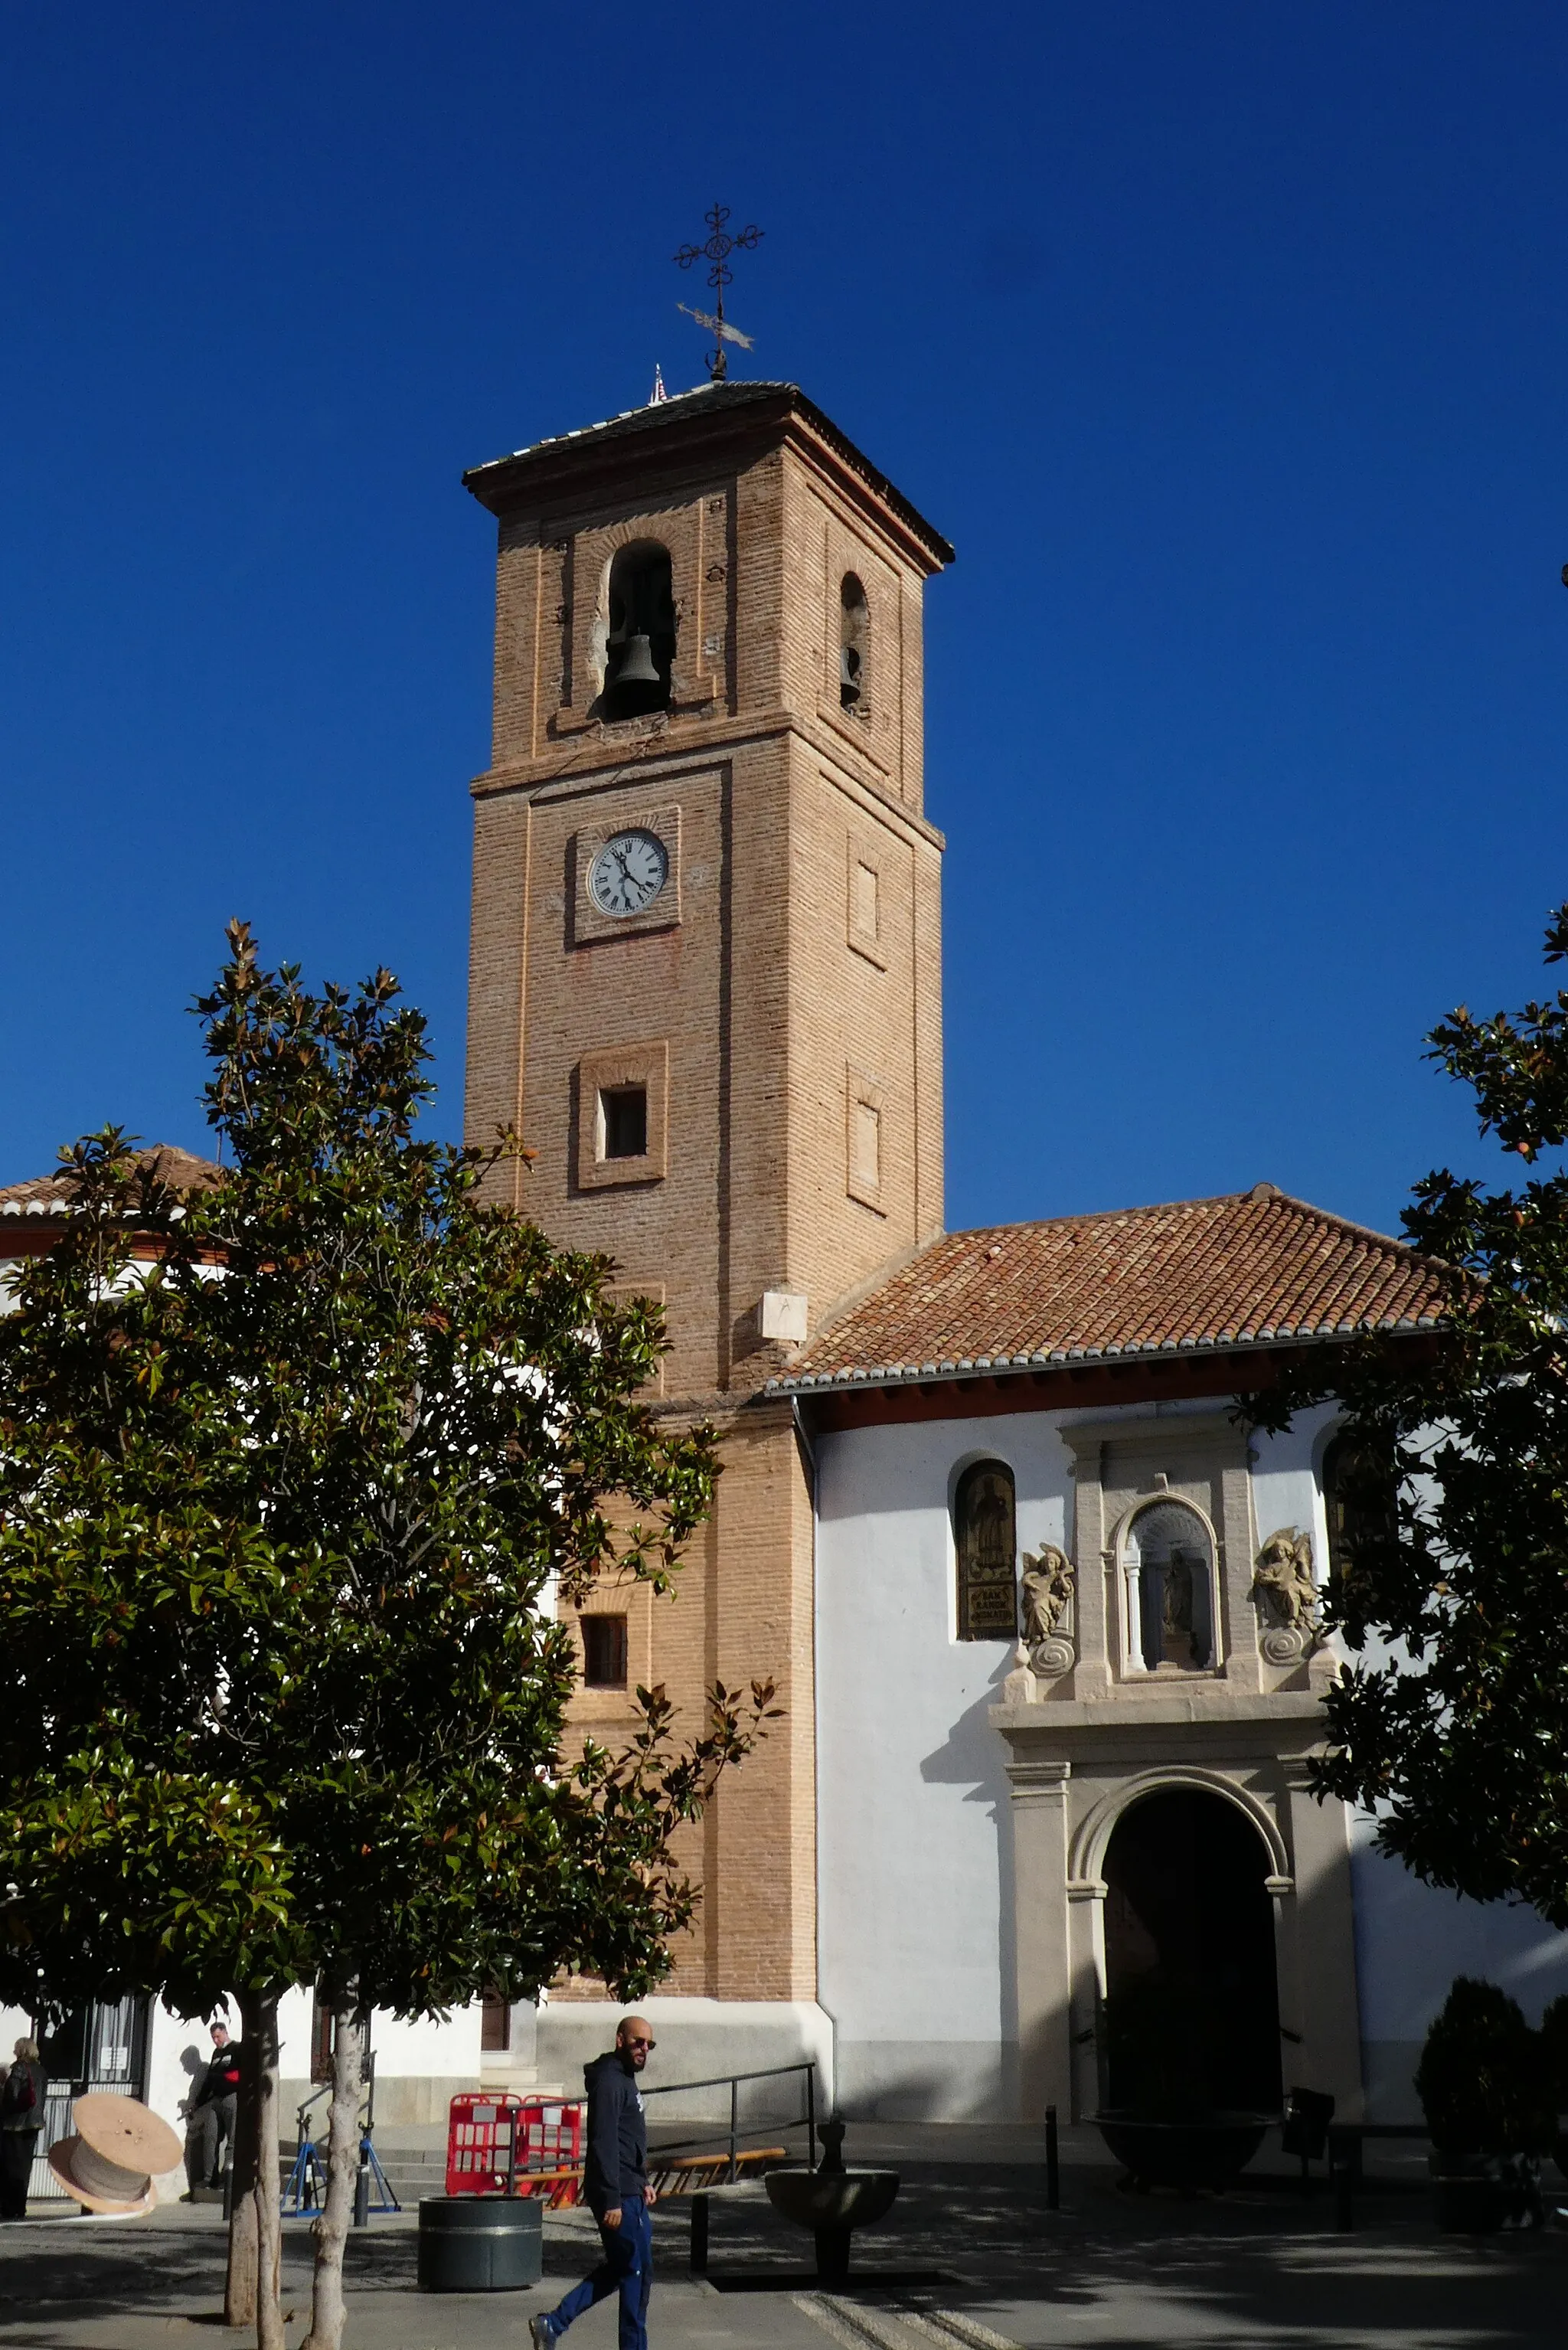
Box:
[514,2100,583,2205]
[445,2093,584,2200]
[445,2093,525,2197]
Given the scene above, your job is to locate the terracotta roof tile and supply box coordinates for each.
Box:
[769,1184,1449,1395]
[0,1146,223,1220]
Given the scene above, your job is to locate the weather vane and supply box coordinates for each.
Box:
[675,203,763,382]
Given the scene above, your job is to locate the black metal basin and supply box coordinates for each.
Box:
[1093,2111,1271,2191]
[766,2164,900,2283]
[765,2166,900,2233]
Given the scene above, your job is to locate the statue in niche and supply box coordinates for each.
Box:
[1159,1554,1197,1669]
[1253,1528,1320,1630]
[1021,1546,1074,1642]
[1019,1544,1075,1679]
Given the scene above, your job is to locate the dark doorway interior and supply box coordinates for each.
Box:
[39,1995,149,2100]
[1102,1788,1282,2114]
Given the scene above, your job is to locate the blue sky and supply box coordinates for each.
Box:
[3,3,1564,1238]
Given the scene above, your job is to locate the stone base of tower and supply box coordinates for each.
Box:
[537,1997,835,2121]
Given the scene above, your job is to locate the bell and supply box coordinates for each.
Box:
[839,644,862,706]
[615,632,660,687]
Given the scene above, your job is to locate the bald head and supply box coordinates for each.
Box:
[616,2015,655,2071]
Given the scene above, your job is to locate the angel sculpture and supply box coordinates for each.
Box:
[1021,1545,1074,1644]
[1252,1527,1319,1631]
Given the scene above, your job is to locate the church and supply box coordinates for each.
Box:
[455,374,1568,2126]
[5,374,1566,2162]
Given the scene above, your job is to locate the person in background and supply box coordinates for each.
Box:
[531,2015,658,2350]
[0,2038,44,2219]
[185,2018,243,2194]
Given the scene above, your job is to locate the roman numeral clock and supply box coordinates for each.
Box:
[588,827,670,919]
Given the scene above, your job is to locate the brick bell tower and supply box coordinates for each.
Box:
[462,381,951,2050]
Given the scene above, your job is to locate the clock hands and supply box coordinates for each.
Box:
[590,829,668,918]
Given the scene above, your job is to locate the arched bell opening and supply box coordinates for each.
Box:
[602,542,676,719]
[839,573,868,711]
[1101,1786,1282,2116]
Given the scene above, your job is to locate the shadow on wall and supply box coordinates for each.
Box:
[175,2043,204,2126]
[833,2041,1017,2123]
[1351,1827,1568,2121]
[915,1647,1019,2117]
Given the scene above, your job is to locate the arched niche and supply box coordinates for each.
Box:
[1320,1427,1399,1601]
[952,1456,1017,1641]
[1115,1495,1221,1673]
[839,573,868,711]
[600,541,676,719]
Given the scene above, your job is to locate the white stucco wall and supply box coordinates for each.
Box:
[814,1407,1081,2119]
[1247,1401,1337,1577]
[1349,1825,1568,2116]
[814,1387,1568,2126]
[1246,1402,1568,2114]
[140,1992,479,2193]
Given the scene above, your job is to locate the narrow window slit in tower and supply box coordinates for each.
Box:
[852,1098,880,1190]
[854,861,879,943]
[840,574,868,710]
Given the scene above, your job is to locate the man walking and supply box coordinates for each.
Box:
[532,2015,658,2350]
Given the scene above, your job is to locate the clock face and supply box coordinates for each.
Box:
[589,829,670,919]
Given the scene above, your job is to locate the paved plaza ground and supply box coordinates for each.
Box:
[3,2126,1566,2350]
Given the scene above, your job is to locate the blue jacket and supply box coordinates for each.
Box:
[582,2049,646,2214]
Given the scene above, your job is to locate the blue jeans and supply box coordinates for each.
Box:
[549,2196,652,2350]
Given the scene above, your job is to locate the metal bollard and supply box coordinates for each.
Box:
[1045,2104,1060,2211]
[354,2158,370,2227]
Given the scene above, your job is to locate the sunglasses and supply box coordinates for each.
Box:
[624,2035,656,2050]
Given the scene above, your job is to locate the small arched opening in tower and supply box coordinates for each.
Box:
[839,574,868,711]
[602,542,677,719]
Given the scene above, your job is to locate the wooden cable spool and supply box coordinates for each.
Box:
[47,2093,183,2216]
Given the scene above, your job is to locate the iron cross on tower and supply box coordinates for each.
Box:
[675,203,763,381]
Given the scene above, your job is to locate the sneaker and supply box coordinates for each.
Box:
[530,2319,557,2350]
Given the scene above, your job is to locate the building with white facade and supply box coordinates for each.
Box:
[5,380,1568,2188]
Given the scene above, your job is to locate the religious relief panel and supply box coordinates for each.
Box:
[1250,1527,1322,1666]
[1019,1544,1075,1679]
[954,1460,1018,1641]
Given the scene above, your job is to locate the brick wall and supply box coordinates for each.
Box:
[462,389,950,1999]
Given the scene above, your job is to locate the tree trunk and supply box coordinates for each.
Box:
[253,1992,285,2350]
[300,1992,364,2350]
[226,1991,286,2350]
[225,2000,259,2329]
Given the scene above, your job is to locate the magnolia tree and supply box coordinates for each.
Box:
[0,926,773,2350]
[1250,902,1568,1927]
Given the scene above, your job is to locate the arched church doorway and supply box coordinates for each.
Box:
[1102,1787,1282,2113]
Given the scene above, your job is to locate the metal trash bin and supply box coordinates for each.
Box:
[417,2195,543,2291]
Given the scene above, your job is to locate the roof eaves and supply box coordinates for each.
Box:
[463,381,955,569]
[764,1312,1443,1400]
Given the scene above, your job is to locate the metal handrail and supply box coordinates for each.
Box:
[294,2079,330,2139]
[639,2057,817,2180]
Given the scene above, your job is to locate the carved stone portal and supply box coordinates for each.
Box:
[1252,1527,1321,1665]
[1020,1545,1075,1678]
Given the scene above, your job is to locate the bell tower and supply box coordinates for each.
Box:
[463,381,951,2033]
